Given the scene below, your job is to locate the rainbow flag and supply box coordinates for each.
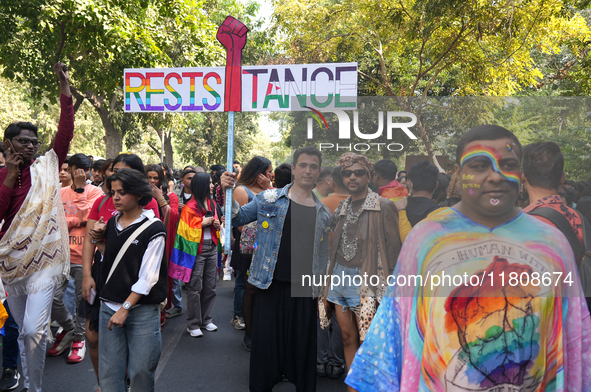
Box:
[169,199,221,282]
[379,184,408,202]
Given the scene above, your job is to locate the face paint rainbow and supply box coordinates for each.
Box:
[460,144,521,191]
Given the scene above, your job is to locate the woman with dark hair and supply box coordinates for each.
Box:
[160,162,175,191]
[230,156,273,350]
[170,172,223,337]
[145,164,177,224]
[111,153,144,173]
[95,168,167,392]
[146,164,181,320]
[99,158,114,194]
[80,154,160,388]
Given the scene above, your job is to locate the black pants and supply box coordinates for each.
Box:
[249,280,317,392]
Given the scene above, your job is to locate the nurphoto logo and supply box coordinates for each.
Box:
[305,107,419,152]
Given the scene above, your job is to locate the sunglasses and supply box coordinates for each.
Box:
[342,169,368,178]
[12,137,40,147]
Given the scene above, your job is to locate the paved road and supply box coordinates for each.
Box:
[3,279,348,392]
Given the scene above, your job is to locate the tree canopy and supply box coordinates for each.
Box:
[273,0,591,175]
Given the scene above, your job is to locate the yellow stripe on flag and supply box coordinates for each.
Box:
[177,219,202,243]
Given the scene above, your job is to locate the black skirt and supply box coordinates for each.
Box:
[249,280,317,392]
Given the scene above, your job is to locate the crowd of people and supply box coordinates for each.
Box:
[0,63,590,392]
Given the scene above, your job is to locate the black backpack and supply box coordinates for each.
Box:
[528,207,591,310]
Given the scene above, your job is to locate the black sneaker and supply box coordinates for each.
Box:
[0,367,20,391]
[242,333,251,352]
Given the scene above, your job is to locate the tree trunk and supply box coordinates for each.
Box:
[205,113,214,146]
[103,120,123,159]
[415,119,443,172]
[164,130,174,168]
[78,88,123,159]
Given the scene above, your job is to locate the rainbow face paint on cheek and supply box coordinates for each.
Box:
[460,144,521,191]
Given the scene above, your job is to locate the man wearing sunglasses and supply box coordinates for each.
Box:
[319,152,402,376]
[0,63,74,392]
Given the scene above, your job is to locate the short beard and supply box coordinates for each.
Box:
[347,183,368,195]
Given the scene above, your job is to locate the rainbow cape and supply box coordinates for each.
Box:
[169,198,221,282]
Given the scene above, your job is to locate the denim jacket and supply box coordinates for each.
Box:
[232,183,332,297]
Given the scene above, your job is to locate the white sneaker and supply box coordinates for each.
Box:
[48,328,75,356]
[186,327,203,337]
[67,340,86,363]
[203,323,217,332]
[223,271,232,281]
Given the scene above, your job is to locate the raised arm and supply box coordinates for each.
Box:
[52,62,74,166]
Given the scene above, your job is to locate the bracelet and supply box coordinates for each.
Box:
[398,208,406,211]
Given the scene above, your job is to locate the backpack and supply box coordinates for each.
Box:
[528,207,591,310]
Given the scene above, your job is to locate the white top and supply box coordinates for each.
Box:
[104,209,165,312]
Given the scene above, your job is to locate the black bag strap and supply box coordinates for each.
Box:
[528,207,586,259]
[573,209,591,251]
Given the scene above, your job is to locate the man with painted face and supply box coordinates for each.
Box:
[0,63,74,392]
[346,125,591,392]
[220,146,332,392]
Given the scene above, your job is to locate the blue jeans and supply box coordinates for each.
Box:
[98,302,161,392]
[63,276,76,319]
[233,270,245,318]
[2,301,20,369]
[171,279,183,311]
[326,264,362,310]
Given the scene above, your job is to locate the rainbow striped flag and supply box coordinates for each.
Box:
[169,199,222,282]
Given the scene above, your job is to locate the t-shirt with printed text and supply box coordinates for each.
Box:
[346,207,591,392]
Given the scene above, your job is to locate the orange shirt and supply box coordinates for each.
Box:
[321,193,349,214]
[61,184,104,265]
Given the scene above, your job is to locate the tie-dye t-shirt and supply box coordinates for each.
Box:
[346,208,591,392]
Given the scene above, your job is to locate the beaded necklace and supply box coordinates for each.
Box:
[340,200,365,262]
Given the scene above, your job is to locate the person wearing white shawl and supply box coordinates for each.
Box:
[0,63,74,392]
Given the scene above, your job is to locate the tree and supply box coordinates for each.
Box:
[0,75,106,157]
[272,0,591,168]
[174,111,260,168]
[0,0,222,158]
